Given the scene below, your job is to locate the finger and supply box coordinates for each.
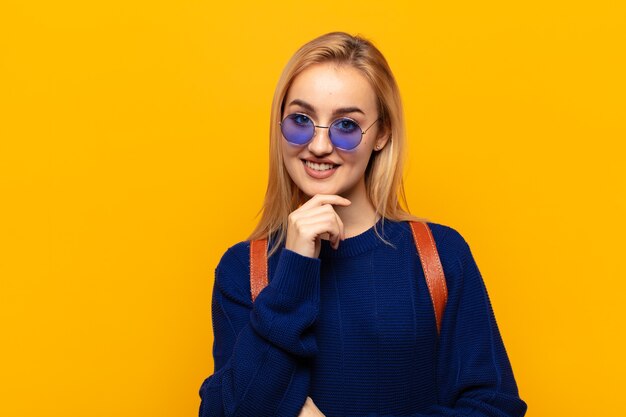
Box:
[296,212,343,245]
[295,211,342,237]
[317,206,344,249]
[289,202,336,227]
[299,194,351,210]
[297,398,311,417]
[328,211,343,249]
[290,198,349,236]
[305,397,325,416]
[291,205,337,229]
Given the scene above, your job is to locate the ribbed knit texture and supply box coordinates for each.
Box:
[199,220,527,417]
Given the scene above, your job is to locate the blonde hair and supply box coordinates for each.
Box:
[248,32,425,257]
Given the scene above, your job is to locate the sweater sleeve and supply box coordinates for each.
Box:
[198,243,321,417]
[383,226,527,417]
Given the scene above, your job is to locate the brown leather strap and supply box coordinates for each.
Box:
[249,238,268,302]
[409,221,448,334]
[250,221,448,334]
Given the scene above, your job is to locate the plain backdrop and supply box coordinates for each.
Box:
[1,1,625,416]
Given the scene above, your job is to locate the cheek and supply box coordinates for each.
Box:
[281,142,301,178]
[281,141,298,164]
[359,136,377,152]
[347,149,374,170]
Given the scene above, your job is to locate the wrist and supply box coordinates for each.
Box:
[269,248,321,301]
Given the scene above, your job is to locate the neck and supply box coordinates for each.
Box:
[334,180,380,238]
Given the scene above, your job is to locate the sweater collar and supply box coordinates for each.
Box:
[319,217,405,259]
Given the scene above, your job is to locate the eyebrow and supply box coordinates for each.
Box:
[287,99,366,118]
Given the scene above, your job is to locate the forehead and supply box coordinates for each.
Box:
[284,63,377,114]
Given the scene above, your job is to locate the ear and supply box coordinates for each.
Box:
[373,126,391,151]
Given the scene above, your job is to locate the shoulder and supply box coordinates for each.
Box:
[400,220,470,253]
[213,240,252,303]
[403,220,474,279]
[420,221,485,295]
[425,221,470,255]
[216,240,251,272]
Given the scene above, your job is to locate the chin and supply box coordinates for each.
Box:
[305,185,353,200]
[302,187,337,197]
[298,182,339,197]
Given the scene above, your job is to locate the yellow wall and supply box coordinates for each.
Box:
[1,1,624,416]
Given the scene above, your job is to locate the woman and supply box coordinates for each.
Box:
[199,32,527,417]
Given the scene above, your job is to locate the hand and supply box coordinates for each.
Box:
[285,194,351,258]
[298,397,326,417]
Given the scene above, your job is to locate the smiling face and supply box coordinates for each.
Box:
[281,63,388,201]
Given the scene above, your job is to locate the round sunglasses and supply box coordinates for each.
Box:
[280,113,380,151]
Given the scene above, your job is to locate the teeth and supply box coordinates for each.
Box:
[305,161,336,171]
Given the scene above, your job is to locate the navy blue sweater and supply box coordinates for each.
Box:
[199,219,527,416]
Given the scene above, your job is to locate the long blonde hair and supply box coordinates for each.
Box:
[248,32,424,257]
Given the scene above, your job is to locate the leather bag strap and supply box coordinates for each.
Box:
[409,221,448,334]
[249,238,268,302]
[250,221,448,334]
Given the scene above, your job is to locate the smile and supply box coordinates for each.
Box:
[304,160,337,171]
[301,160,339,179]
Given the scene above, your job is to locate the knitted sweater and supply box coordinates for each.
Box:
[198,219,527,417]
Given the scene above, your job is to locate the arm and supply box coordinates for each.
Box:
[198,244,321,417]
[412,227,527,417]
[200,194,347,416]
[380,227,527,417]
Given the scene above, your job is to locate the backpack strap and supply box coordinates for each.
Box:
[249,238,268,303]
[249,221,448,334]
[409,221,448,334]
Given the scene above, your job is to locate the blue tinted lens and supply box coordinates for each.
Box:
[330,118,362,150]
[281,114,314,145]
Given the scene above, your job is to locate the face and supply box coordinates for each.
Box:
[281,63,388,200]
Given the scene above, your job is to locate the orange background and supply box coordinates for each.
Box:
[1,1,625,416]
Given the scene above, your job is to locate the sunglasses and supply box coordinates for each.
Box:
[280,113,380,151]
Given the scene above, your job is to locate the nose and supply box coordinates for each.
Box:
[307,126,334,156]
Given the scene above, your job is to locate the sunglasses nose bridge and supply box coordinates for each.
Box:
[308,124,334,153]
